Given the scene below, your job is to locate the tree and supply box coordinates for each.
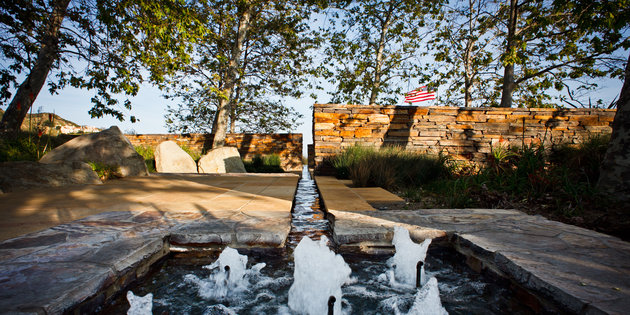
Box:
[598,52,630,201]
[496,0,630,108]
[322,0,438,105]
[0,0,202,133]
[427,0,499,107]
[162,0,316,144]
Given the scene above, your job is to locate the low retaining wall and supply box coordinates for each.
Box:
[313,103,615,169]
[126,133,303,171]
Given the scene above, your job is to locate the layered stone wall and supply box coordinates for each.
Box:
[126,133,302,171]
[313,103,615,169]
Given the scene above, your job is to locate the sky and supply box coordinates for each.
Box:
[16,74,625,157]
[29,80,323,156]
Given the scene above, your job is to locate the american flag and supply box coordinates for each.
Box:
[404,86,436,104]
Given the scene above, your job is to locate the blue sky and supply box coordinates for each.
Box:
[21,75,625,157]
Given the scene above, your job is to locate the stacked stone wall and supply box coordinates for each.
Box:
[313,103,615,169]
[126,133,302,171]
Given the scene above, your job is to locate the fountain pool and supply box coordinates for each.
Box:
[99,167,525,314]
[102,245,518,314]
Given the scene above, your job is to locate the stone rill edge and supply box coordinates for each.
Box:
[314,176,627,315]
[0,214,291,315]
[327,212,623,315]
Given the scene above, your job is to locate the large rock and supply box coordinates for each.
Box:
[198,146,246,173]
[154,141,198,173]
[0,161,102,193]
[40,126,148,177]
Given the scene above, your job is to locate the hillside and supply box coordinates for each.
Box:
[0,109,100,134]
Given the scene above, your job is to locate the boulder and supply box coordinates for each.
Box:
[154,141,198,173]
[39,126,148,177]
[0,161,102,193]
[198,146,247,173]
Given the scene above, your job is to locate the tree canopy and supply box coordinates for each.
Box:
[0,0,203,132]
[162,0,315,137]
[320,0,439,105]
[1,0,628,139]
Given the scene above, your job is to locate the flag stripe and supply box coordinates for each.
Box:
[404,86,436,103]
[405,93,436,103]
[406,95,436,102]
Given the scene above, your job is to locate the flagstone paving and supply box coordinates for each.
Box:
[0,173,298,314]
[315,176,630,315]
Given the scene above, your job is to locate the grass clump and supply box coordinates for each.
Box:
[134,145,156,173]
[88,161,121,181]
[0,132,71,162]
[331,145,451,190]
[244,154,284,173]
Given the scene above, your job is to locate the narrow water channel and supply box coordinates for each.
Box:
[286,166,331,248]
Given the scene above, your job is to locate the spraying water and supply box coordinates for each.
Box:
[288,236,352,315]
[185,247,266,301]
[408,277,448,315]
[390,226,432,287]
[374,226,448,315]
[126,291,152,315]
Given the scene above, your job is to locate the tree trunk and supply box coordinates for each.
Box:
[368,7,393,106]
[0,0,70,133]
[212,5,251,148]
[464,0,475,108]
[597,52,630,202]
[464,41,474,107]
[499,0,518,108]
[229,84,242,134]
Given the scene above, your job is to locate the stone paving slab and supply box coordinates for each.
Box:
[328,208,630,314]
[0,173,299,314]
[350,187,406,209]
[314,176,375,211]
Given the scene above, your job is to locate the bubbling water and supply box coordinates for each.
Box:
[371,226,448,314]
[126,291,152,315]
[390,226,432,287]
[184,246,266,301]
[408,277,448,315]
[288,236,352,315]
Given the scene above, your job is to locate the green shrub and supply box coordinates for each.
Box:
[549,134,610,185]
[331,145,374,179]
[0,132,69,162]
[180,145,202,162]
[421,134,611,215]
[134,145,156,173]
[88,161,121,181]
[243,154,284,173]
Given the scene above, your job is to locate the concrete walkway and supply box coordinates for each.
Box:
[315,176,630,315]
[0,173,298,314]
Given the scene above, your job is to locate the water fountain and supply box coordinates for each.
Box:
[391,225,432,287]
[184,246,266,301]
[126,291,152,315]
[105,167,515,314]
[288,236,351,315]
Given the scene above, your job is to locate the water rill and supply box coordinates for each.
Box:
[287,166,330,246]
